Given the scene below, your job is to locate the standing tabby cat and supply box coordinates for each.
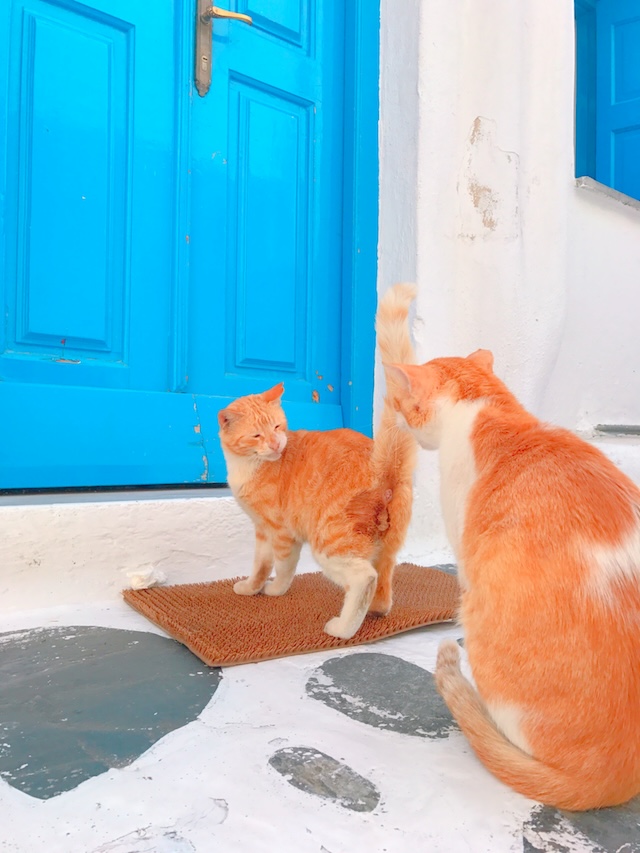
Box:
[386,336,640,809]
[218,284,417,640]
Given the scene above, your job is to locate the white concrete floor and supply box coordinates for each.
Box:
[0,593,637,853]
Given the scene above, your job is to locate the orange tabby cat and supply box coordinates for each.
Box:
[218,284,417,640]
[387,347,640,810]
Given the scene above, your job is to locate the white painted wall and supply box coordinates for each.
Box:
[545,181,640,430]
[378,0,640,561]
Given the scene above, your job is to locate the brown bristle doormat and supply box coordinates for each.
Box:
[122,563,460,668]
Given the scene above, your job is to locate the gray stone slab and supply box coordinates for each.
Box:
[306,652,456,738]
[0,626,221,799]
[269,746,380,812]
[523,800,640,853]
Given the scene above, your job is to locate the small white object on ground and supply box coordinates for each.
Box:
[126,567,167,590]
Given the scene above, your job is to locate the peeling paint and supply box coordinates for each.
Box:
[457,116,519,241]
[467,180,498,230]
[191,398,209,481]
[469,115,483,145]
[327,384,334,392]
[312,390,320,403]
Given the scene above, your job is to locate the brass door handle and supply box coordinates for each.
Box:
[195,1,253,97]
[201,5,253,25]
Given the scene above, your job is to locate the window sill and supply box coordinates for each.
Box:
[575,176,640,214]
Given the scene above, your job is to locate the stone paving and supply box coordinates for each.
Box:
[0,596,638,853]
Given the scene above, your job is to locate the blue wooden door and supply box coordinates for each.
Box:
[0,1,375,488]
[596,0,640,198]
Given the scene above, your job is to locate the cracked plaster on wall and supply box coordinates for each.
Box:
[457,116,520,241]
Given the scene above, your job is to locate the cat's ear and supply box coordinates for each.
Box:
[262,382,285,404]
[384,364,414,394]
[468,349,494,373]
[218,407,242,429]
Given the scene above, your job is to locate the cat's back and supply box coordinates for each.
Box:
[283,427,373,477]
[464,409,640,602]
[472,409,640,523]
[294,426,372,456]
[273,427,375,509]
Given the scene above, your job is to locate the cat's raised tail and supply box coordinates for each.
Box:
[375,283,418,368]
[374,282,417,447]
[435,641,620,810]
[365,285,418,614]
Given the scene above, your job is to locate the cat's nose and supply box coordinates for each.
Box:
[268,438,280,452]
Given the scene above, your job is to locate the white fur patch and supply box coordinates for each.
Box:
[223,450,263,496]
[486,701,532,756]
[585,509,640,598]
[438,400,483,568]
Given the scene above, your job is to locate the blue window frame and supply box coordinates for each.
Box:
[575,0,640,200]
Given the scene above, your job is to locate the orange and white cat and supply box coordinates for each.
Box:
[386,345,640,809]
[217,285,417,640]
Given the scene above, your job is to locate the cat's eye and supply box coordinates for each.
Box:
[274,424,282,431]
[253,434,262,439]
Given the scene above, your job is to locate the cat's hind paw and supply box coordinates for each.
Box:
[368,592,392,616]
[323,617,357,640]
[233,578,262,595]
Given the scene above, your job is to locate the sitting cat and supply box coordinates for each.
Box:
[217,284,417,640]
[386,345,640,809]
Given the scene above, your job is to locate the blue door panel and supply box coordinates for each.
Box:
[1,384,211,489]
[0,0,376,488]
[14,9,128,351]
[239,0,308,46]
[226,79,311,373]
[596,0,640,198]
[188,0,345,414]
[1,0,175,394]
[0,385,344,490]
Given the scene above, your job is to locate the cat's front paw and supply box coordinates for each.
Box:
[323,617,357,640]
[233,578,262,595]
[263,579,290,596]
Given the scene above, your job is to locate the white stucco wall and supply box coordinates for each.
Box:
[545,181,640,430]
[378,0,640,561]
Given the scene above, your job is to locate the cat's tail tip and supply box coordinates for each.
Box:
[376,283,417,368]
[377,283,417,320]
